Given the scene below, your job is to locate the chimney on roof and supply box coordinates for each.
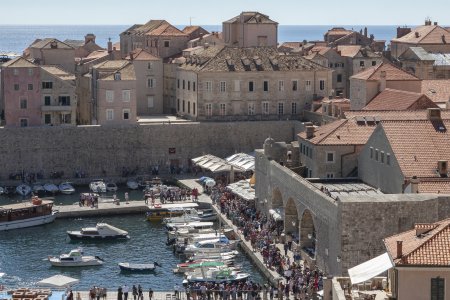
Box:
[415,32,420,38]
[364,27,368,37]
[397,27,411,39]
[85,33,96,44]
[107,38,112,53]
[305,125,315,139]
[427,108,442,121]
[396,241,403,259]
[410,176,420,193]
[434,22,438,26]
[442,35,447,44]
[379,70,387,92]
[129,52,134,61]
[437,160,448,177]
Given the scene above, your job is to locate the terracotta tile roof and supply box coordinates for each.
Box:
[180,46,328,72]
[336,45,361,58]
[279,42,304,49]
[350,62,420,81]
[384,218,450,266]
[418,179,450,193]
[224,12,277,24]
[41,65,75,81]
[363,88,438,110]
[422,80,450,104]
[29,38,74,50]
[126,48,160,61]
[182,26,201,34]
[102,62,136,81]
[310,46,332,56]
[1,56,36,68]
[381,118,450,178]
[392,25,450,44]
[298,118,377,145]
[325,27,354,36]
[93,60,129,72]
[147,23,187,37]
[344,109,450,120]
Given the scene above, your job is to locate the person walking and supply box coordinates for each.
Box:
[125,192,129,204]
[148,288,154,300]
[123,284,129,300]
[132,285,138,300]
[118,286,123,300]
[138,285,143,300]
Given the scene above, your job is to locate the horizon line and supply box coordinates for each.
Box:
[0,23,424,27]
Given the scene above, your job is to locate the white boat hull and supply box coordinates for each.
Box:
[0,211,57,231]
[49,256,103,267]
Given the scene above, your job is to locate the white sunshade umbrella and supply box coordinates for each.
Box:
[205,179,216,187]
[37,274,80,288]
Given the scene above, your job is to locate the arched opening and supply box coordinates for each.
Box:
[269,188,284,234]
[284,198,299,239]
[300,209,316,259]
[271,188,283,209]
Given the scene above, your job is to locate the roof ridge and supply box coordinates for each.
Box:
[403,222,450,261]
[315,119,348,144]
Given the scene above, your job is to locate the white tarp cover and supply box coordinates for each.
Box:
[348,252,393,285]
[226,153,255,171]
[192,155,244,173]
[37,274,80,288]
[226,180,255,201]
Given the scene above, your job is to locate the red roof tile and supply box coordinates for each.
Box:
[363,89,438,110]
[422,80,450,104]
[351,62,420,81]
[392,25,450,44]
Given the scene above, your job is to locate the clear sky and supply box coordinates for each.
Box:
[1,0,449,25]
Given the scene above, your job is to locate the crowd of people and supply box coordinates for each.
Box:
[184,281,264,300]
[116,284,154,300]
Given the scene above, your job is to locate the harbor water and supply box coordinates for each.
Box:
[0,186,264,290]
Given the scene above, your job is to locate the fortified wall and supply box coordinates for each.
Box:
[0,121,299,180]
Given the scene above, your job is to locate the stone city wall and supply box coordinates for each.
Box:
[0,121,299,181]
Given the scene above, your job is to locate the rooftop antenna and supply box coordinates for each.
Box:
[189,17,195,26]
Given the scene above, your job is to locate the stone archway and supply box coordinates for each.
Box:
[300,209,316,258]
[271,187,283,209]
[284,198,299,236]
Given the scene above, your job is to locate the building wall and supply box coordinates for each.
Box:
[323,50,347,97]
[0,120,297,179]
[395,268,450,300]
[177,69,332,120]
[223,21,277,47]
[358,125,404,193]
[29,48,76,73]
[2,65,41,127]
[392,42,450,59]
[96,80,137,125]
[145,36,189,59]
[132,59,164,115]
[163,62,179,114]
[349,78,374,110]
[40,71,77,126]
[120,33,145,57]
[76,75,92,125]
[176,69,198,118]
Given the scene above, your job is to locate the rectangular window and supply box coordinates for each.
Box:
[278,80,284,92]
[372,61,377,66]
[188,101,191,114]
[278,102,284,115]
[375,149,379,161]
[360,61,365,67]
[219,103,226,116]
[381,151,385,163]
[220,81,226,93]
[291,102,297,114]
[205,103,212,116]
[305,80,312,91]
[193,82,196,92]
[106,109,114,120]
[164,40,170,48]
[28,68,33,76]
[44,96,51,106]
[20,98,27,109]
[233,80,240,92]
[123,109,130,120]
[122,90,131,102]
[58,96,70,106]
[188,81,190,91]
[177,99,180,111]
[182,80,185,90]
[329,63,334,68]
[147,78,155,88]
[106,90,114,102]
[42,81,53,89]
[326,152,335,163]
[431,277,445,300]
[387,153,391,165]
[292,80,298,91]
[263,81,269,92]
[326,173,334,179]
[205,81,212,92]
[262,102,269,115]
[147,96,154,108]
[177,79,180,89]
[44,114,51,124]
[14,84,19,91]
[13,69,19,76]
[320,80,325,91]
[20,118,28,127]
[248,81,254,92]
[27,84,33,91]
[182,100,185,112]
[193,103,196,115]
[370,147,373,159]
[248,103,255,115]
[337,74,342,83]
[147,62,153,70]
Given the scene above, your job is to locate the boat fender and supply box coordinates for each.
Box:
[95,256,104,262]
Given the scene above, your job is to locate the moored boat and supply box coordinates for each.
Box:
[185,268,250,283]
[59,182,76,195]
[165,221,214,232]
[146,203,199,222]
[0,197,58,231]
[16,184,32,197]
[89,179,106,193]
[44,183,59,194]
[48,248,104,267]
[67,223,130,240]
[32,183,46,196]
[106,182,118,192]
[126,179,139,190]
[118,261,161,272]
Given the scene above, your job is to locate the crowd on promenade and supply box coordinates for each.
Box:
[205,177,323,300]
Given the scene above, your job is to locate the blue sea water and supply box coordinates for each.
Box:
[0,24,400,54]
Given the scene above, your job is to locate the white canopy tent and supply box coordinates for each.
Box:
[37,274,80,288]
[192,155,244,173]
[226,153,255,171]
[226,180,255,201]
[348,252,394,285]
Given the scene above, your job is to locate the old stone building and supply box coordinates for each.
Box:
[398,46,450,80]
[120,20,189,59]
[324,27,385,52]
[176,46,332,121]
[24,38,76,73]
[223,12,278,47]
[390,20,450,59]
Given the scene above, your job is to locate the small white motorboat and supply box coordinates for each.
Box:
[106,182,118,192]
[67,223,130,240]
[89,179,106,193]
[118,261,161,272]
[59,182,75,195]
[32,183,46,195]
[48,248,104,267]
[44,183,59,194]
[126,179,139,190]
[16,184,32,196]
